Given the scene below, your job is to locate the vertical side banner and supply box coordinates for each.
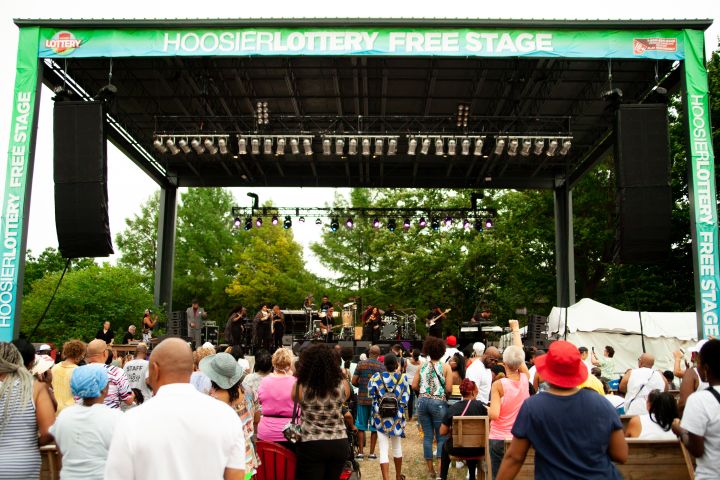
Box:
[683,29,720,339]
[0,27,41,341]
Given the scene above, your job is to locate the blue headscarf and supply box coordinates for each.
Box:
[71,364,109,399]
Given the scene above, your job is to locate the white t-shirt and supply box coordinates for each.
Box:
[123,359,153,402]
[465,360,491,404]
[638,414,676,440]
[528,365,537,386]
[50,404,121,480]
[237,358,251,373]
[681,388,720,480]
[625,368,665,415]
[440,347,462,364]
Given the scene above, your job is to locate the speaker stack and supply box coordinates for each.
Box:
[524,315,549,350]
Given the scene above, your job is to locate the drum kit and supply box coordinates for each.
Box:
[302,301,420,341]
[380,309,420,341]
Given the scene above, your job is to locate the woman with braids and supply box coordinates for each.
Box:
[0,342,55,479]
[625,390,678,440]
[293,343,351,480]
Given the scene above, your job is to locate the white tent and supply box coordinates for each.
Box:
[545,298,698,377]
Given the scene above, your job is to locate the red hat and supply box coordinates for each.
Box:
[445,335,457,347]
[534,340,588,388]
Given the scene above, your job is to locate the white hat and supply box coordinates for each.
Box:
[202,342,215,350]
[31,355,54,376]
[473,342,486,355]
[38,344,51,352]
[689,339,708,354]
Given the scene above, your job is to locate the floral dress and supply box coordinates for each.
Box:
[368,371,410,436]
[234,393,260,476]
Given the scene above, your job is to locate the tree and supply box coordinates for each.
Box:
[115,191,159,280]
[23,247,94,295]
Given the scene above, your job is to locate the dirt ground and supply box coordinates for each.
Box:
[357,418,483,480]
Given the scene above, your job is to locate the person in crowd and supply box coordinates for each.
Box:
[391,344,407,373]
[228,345,251,374]
[105,338,246,480]
[625,390,677,440]
[405,348,423,419]
[142,309,158,344]
[121,325,137,344]
[341,346,358,420]
[496,340,627,480]
[12,338,38,370]
[412,336,453,480]
[467,342,485,367]
[123,343,153,404]
[52,339,86,413]
[672,338,720,480]
[441,335,461,363]
[578,346,592,373]
[224,305,246,348]
[37,343,53,358]
[190,346,214,395]
[30,355,57,410]
[242,349,272,411]
[186,298,208,348]
[484,347,503,381]
[271,305,285,352]
[293,343,350,480]
[368,353,410,480]
[95,321,115,344]
[257,347,297,449]
[663,370,677,390]
[619,352,668,415]
[591,345,616,379]
[465,343,491,404]
[527,349,544,387]
[603,380,626,414]
[678,339,710,413]
[50,364,121,479]
[0,342,55,480]
[85,339,134,408]
[449,352,466,387]
[200,352,259,477]
[579,367,606,395]
[439,379,488,480]
[352,344,386,459]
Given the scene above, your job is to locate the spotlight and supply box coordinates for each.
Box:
[507,138,518,156]
[303,138,313,156]
[494,138,505,156]
[403,218,411,230]
[299,216,306,223]
[322,139,332,156]
[233,217,242,228]
[283,216,292,229]
[290,138,299,155]
[165,139,180,155]
[238,138,247,155]
[463,218,471,230]
[191,139,205,155]
[408,138,418,155]
[178,138,191,154]
[263,139,273,155]
[473,138,484,156]
[335,138,345,155]
[435,138,444,156]
[444,216,453,228]
[559,140,572,155]
[448,139,457,156]
[330,218,339,232]
[153,138,168,154]
[315,218,322,225]
[362,138,371,156]
[345,217,354,228]
[421,138,431,155]
[387,218,397,232]
[218,137,228,155]
[485,218,494,229]
[474,218,483,232]
[374,139,384,156]
[388,138,397,155]
[251,138,260,155]
[255,217,263,228]
[372,217,381,229]
[533,139,544,156]
[520,139,531,156]
[546,139,558,157]
[431,218,440,231]
[348,138,358,155]
[271,215,279,226]
[204,138,218,155]
[276,138,286,155]
[244,217,252,230]
[461,139,470,156]
[418,217,427,228]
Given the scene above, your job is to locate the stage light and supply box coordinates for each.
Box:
[494,138,505,156]
[485,218,494,229]
[204,138,218,155]
[461,139,470,156]
[244,217,252,230]
[345,217,354,228]
[251,138,260,155]
[546,139,558,156]
[255,217,263,228]
[303,138,313,156]
[388,138,397,155]
[559,140,572,155]
[348,138,358,155]
[178,138,192,154]
[271,215,279,226]
[153,138,167,154]
[283,216,292,229]
[299,216,306,223]
[290,138,299,155]
[335,139,345,155]
[374,139,384,156]
[403,218,411,230]
[362,139,371,156]
[276,138,286,155]
[218,138,229,155]
[408,138,418,155]
[463,218,471,230]
[420,138,431,155]
[372,217,381,229]
[435,138,444,156]
[448,139,457,156]
[165,139,180,155]
[418,217,427,228]
[387,218,397,232]
[233,217,242,228]
[444,216,453,227]
[191,139,205,155]
[533,139,544,156]
[330,218,339,232]
[474,218,483,232]
[431,218,440,231]
[264,139,273,155]
[473,138,484,156]
[520,139,531,156]
[315,218,322,225]
[238,138,247,155]
[322,139,332,156]
[507,138,518,156]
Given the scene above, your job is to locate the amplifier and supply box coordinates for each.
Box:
[202,325,218,345]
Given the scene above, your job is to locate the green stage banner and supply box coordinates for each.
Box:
[0,27,40,341]
[38,27,686,60]
[684,29,720,339]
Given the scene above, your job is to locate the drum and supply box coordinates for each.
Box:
[380,322,398,340]
[342,310,353,327]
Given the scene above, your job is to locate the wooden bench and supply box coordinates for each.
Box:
[503,438,694,480]
[451,415,491,480]
[40,444,61,480]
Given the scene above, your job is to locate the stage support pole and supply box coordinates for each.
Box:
[153,186,177,318]
[554,182,576,309]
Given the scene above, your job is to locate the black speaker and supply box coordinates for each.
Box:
[53,101,113,258]
[614,104,671,264]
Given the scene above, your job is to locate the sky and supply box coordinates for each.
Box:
[0,0,719,280]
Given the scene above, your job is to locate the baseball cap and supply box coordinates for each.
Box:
[38,344,51,352]
[446,335,457,347]
[689,339,708,354]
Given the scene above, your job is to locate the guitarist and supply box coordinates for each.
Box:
[426,305,447,338]
[362,306,383,344]
[320,306,336,343]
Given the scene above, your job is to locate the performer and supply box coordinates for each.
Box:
[271,305,285,352]
[303,294,315,310]
[320,295,333,313]
[320,306,336,343]
[142,309,158,344]
[186,298,207,347]
[426,305,447,338]
[95,321,115,345]
[362,306,382,344]
[224,305,246,347]
[254,304,273,352]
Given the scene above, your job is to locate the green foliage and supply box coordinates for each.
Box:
[115,191,159,282]
[23,247,94,296]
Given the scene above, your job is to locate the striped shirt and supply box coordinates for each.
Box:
[103,364,133,409]
[0,378,41,479]
[354,359,386,406]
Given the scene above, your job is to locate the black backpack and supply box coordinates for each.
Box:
[378,374,399,418]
